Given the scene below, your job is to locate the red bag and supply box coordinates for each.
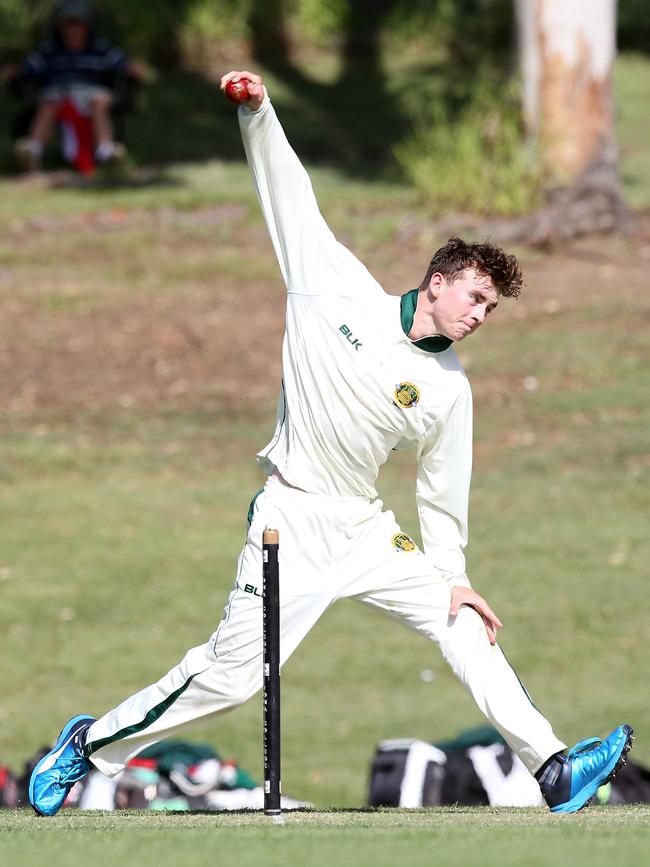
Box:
[57,98,95,175]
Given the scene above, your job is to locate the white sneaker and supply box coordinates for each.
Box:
[15,137,43,172]
[95,141,127,165]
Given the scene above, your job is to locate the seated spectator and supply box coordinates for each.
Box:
[1,0,144,172]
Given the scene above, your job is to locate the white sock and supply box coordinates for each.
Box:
[95,141,115,161]
[25,138,43,158]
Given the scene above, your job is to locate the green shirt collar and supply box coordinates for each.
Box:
[400,288,453,354]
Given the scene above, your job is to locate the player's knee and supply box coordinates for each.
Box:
[228,681,260,709]
[447,604,491,649]
[450,602,480,628]
[38,100,59,116]
[204,665,261,708]
[90,94,112,111]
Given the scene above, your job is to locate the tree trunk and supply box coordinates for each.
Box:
[511,0,627,243]
[248,0,290,67]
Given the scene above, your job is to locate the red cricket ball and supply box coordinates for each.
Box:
[225,79,249,105]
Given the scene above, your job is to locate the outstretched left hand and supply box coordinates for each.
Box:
[449,586,503,645]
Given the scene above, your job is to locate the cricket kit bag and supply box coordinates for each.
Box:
[56,98,95,175]
[368,726,650,807]
[8,740,308,811]
[0,766,19,808]
[84,740,308,811]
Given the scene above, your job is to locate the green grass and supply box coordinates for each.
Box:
[1,808,650,867]
[615,53,650,209]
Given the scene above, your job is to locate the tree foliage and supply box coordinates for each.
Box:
[1,0,644,66]
[0,0,517,64]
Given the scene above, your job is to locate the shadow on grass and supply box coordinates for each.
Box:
[154,807,411,819]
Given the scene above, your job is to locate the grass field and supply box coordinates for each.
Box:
[2,807,650,867]
[0,47,649,863]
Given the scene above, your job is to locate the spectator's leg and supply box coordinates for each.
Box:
[16,99,59,170]
[89,93,114,147]
[90,93,126,164]
[30,99,59,145]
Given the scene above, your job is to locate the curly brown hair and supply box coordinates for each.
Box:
[418,237,523,299]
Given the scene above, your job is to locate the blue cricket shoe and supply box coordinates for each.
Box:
[537,724,633,813]
[29,714,95,816]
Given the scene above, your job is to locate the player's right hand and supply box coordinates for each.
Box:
[220,70,265,111]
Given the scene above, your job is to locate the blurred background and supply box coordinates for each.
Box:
[0,0,648,809]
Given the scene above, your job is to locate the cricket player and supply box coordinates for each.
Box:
[30,71,632,816]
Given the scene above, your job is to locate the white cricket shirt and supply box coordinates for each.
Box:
[239,98,473,581]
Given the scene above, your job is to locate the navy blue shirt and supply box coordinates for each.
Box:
[20,36,127,89]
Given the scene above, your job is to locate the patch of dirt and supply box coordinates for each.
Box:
[1,207,649,420]
[1,286,284,415]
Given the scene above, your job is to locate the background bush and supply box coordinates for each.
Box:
[394,84,540,216]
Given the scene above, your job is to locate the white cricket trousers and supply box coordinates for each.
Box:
[86,475,565,777]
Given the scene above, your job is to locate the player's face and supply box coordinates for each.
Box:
[429,268,499,341]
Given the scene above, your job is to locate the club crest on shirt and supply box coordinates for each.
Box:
[393,381,420,409]
[391,532,417,553]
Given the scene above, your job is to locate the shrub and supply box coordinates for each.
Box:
[394,85,541,217]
